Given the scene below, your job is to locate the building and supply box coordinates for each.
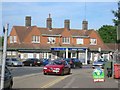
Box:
[7,15,110,64]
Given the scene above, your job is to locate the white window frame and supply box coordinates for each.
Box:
[10,36,13,43]
[62,37,70,44]
[47,37,56,44]
[90,38,97,45]
[13,36,17,43]
[32,36,40,43]
[76,38,84,44]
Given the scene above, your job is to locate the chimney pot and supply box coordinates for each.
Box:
[25,16,31,26]
[82,20,88,30]
[46,14,52,29]
[64,19,70,30]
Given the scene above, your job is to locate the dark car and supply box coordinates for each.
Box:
[43,60,71,75]
[23,58,41,66]
[64,58,82,68]
[42,59,50,66]
[6,58,23,67]
[0,65,13,89]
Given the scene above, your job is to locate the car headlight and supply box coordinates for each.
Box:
[43,67,47,69]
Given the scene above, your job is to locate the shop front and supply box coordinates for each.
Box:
[51,47,88,64]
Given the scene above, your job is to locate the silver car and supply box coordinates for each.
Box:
[6,58,23,67]
[92,59,107,69]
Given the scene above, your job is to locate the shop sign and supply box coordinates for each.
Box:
[93,67,105,82]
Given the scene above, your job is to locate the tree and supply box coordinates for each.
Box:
[112,1,120,26]
[112,1,120,43]
[98,25,117,43]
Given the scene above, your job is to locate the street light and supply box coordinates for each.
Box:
[0,24,8,90]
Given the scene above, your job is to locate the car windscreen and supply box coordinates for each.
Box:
[12,58,18,61]
[48,61,63,65]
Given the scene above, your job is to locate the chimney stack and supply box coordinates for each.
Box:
[46,14,52,29]
[82,20,88,30]
[25,16,31,26]
[64,19,70,30]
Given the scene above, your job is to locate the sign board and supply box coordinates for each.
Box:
[51,48,86,51]
[93,67,105,82]
[51,48,66,51]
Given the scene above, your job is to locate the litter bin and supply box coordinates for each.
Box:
[114,64,120,79]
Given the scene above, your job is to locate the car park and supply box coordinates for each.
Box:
[43,60,71,75]
[6,58,23,67]
[0,65,13,89]
[23,58,41,66]
[64,58,82,68]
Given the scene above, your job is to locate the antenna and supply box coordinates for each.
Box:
[84,0,86,21]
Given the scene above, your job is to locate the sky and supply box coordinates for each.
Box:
[0,1,118,36]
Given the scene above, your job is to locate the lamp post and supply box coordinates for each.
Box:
[0,24,8,90]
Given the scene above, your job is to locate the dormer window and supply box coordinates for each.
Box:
[90,38,97,45]
[47,37,55,44]
[62,37,70,44]
[10,36,17,43]
[76,38,83,44]
[32,36,40,43]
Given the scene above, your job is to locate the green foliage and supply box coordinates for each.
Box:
[112,1,120,26]
[98,25,117,43]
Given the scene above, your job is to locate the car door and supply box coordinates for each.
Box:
[63,61,69,74]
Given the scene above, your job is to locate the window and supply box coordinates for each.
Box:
[9,36,17,43]
[47,37,56,44]
[62,37,70,44]
[32,36,40,43]
[10,36,13,43]
[76,38,83,44]
[90,38,97,45]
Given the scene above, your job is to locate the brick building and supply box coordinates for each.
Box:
[7,15,110,64]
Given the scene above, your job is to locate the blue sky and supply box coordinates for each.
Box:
[1,2,117,36]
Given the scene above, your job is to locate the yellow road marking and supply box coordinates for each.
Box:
[41,75,69,88]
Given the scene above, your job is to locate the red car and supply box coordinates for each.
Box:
[43,60,71,75]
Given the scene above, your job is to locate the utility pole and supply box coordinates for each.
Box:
[0,24,8,90]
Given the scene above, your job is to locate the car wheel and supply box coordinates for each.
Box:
[11,63,14,67]
[68,69,71,74]
[8,80,13,90]
[30,63,33,66]
[44,72,47,75]
[73,64,76,68]
[61,69,64,76]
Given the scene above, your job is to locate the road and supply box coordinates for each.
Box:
[10,66,119,89]
[8,66,43,77]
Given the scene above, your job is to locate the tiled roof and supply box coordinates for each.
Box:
[13,26,35,43]
[70,29,92,37]
[38,27,64,36]
[7,43,50,50]
[105,43,120,51]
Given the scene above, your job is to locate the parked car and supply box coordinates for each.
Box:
[42,59,50,66]
[23,58,41,66]
[0,65,13,89]
[43,60,71,75]
[64,58,82,68]
[6,58,23,67]
[92,59,107,69]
